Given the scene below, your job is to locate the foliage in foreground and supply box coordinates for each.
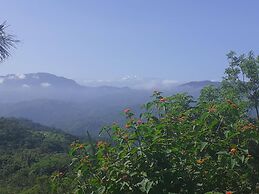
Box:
[53,89,258,193]
[53,51,259,194]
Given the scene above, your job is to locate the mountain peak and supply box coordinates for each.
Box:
[179,80,220,88]
[0,72,81,89]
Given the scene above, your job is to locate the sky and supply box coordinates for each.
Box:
[1,0,259,82]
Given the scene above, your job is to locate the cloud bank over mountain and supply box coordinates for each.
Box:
[81,75,180,90]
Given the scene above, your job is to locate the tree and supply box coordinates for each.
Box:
[0,21,19,62]
[223,51,259,120]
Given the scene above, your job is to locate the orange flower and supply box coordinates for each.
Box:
[230,148,237,155]
[97,141,106,148]
[226,191,233,194]
[159,98,166,102]
[178,116,186,122]
[79,144,84,149]
[196,158,206,164]
[208,105,217,113]
[125,124,131,128]
[137,119,142,125]
[123,135,129,141]
[123,108,130,113]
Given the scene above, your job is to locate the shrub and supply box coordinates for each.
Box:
[55,88,259,193]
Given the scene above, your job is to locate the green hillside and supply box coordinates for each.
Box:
[0,117,76,194]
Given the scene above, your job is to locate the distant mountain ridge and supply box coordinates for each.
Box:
[0,72,82,89]
[0,72,220,92]
[179,80,220,88]
[0,72,140,103]
[0,72,221,136]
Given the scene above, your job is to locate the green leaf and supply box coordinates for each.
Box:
[97,186,106,194]
[216,151,228,155]
[137,178,153,193]
[77,170,82,177]
[231,158,237,169]
[240,155,245,163]
[200,142,208,152]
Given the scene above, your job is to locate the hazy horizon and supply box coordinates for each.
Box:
[0,71,222,91]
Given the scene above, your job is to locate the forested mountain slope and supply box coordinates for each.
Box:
[0,117,76,194]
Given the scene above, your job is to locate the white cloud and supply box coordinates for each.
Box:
[0,78,5,84]
[22,84,30,88]
[80,76,180,90]
[7,74,26,80]
[41,82,51,87]
[16,73,26,79]
[7,75,16,80]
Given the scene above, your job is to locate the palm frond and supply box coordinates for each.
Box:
[0,21,19,62]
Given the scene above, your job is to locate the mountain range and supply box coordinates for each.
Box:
[0,73,220,136]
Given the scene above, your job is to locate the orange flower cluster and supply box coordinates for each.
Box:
[208,105,217,113]
[241,123,257,131]
[97,141,107,148]
[196,158,207,164]
[70,142,85,149]
[226,99,238,109]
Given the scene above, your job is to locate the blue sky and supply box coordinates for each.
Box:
[1,0,259,82]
